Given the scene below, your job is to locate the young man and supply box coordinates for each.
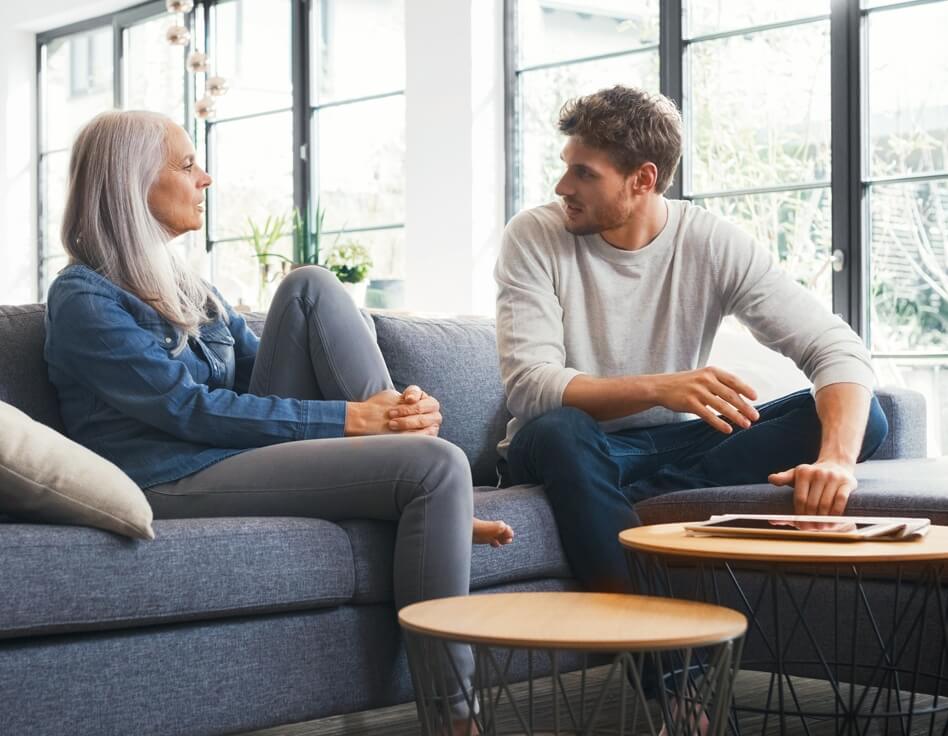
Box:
[495,86,889,593]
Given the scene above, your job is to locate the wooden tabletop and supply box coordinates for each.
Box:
[399,592,746,650]
[619,523,948,563]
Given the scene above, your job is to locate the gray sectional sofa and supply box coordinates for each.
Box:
[0,303,945,736]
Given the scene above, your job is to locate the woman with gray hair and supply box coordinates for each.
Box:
[44,109,510,731]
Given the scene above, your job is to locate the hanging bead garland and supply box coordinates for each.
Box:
[186,51,209,73]
[164,0,228,120]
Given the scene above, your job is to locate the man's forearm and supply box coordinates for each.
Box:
[562,374,660,421]
[562,367,760,432]
[814,382,872,466]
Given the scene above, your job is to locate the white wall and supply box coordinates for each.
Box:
[405,0,505,315]
[0,0,508,314]
[0,28,37,304]
[0,0,134,305]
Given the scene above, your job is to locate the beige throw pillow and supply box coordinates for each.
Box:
[0,401,155,540]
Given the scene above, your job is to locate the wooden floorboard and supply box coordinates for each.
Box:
[240,669,944,735]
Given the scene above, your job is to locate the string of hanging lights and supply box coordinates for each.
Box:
[164,0,229,120]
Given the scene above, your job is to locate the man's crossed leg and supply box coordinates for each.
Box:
[502,389,888,593]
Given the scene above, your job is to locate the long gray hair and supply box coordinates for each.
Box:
[61,110,223,353]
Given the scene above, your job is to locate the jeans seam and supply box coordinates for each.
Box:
[146,474,428,497]
[418,485,429,601]
[304,295,356,400]
[249,295,298,396]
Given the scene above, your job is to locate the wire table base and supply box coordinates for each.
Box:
[630,552,948,736]
[403,631,743,735]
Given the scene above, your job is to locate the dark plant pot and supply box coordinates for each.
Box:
[366,278,405,309]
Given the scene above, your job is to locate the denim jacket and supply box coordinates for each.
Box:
[44,264,346,489]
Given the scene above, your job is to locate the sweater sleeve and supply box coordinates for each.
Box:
[494,210,583,421]
[709,215,876,393]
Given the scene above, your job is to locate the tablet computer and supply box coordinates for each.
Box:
[683,514,930,542]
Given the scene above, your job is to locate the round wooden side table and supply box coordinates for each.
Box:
[620,523,948,735]
[399,591,747,735]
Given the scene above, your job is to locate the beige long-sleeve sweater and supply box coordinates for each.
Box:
[494,199,876,456]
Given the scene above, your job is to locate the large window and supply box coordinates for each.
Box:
[863,0,948,449]
[38,1,192,295]
[36,0,407,309]
[507,0,948,453]
[39,25,114,287]
[312,0,406,287]
[685,3,833,306]
[202,0,296,308]
[512,1,660,211]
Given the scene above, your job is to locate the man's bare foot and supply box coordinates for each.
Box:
[473,518,514,547]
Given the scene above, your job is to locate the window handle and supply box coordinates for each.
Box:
[831,249,845,272]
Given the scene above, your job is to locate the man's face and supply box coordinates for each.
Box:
[554,136,634,236]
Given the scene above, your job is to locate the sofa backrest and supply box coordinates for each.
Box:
[370,313,510,487]
[0,305,511,488]
[0,305,65,433]
[2,303,925,484]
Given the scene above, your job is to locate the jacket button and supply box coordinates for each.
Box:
[165,337,172,344]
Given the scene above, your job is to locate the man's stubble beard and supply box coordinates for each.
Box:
[562,189,633,236]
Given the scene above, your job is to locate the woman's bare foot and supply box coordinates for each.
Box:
[659,697,710,736]
[473,518,514,547]
[451,718,481,736]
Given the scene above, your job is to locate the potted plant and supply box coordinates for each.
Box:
[291,202,327,268]
[323,241,373,307]
[242,212,290,308]
[240,202,366,307]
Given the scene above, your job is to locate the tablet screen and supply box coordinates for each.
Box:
[703,518,876,533]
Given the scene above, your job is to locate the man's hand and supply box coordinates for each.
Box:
[769,460,858,515]
[768,383,871,515]
[652,367,759,434]
[344,385,442,436]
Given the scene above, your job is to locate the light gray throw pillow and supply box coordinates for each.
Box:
[0,401,155,539]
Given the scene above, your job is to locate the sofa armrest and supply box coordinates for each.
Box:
[871,386,927,460]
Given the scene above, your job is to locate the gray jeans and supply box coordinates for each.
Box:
[147,266,475,714]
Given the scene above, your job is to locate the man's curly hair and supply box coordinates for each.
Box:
[558,86,682,194]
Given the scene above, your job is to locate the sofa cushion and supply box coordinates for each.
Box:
[0,305,64,432]
[0,517,354,638]
[372,313,510,487]
[0,401,155,540]
[635,458,948,525]
[343,484,572,603]
[871,387,927,460]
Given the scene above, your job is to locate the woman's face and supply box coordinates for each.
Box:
[148,122,212,238]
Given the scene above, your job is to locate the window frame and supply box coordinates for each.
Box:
[307,0,407,270]
[859,0,948,358]
[503,0,948,360]
[35,0,409,293]
[35,0,191,295]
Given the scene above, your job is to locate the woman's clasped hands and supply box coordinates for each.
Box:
[344,385,442,437]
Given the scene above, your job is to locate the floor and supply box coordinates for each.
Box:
[241,668,944,735]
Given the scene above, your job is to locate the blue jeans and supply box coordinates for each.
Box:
[503,389,889,593]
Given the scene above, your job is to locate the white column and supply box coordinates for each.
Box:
[0,28,38,305]
[404,0,505,315]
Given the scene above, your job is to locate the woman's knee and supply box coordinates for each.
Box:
[402,436,473,508]
[276,265,345,303]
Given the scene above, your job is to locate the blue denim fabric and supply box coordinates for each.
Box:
[504,389,889,593]
[44,265,347,489]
